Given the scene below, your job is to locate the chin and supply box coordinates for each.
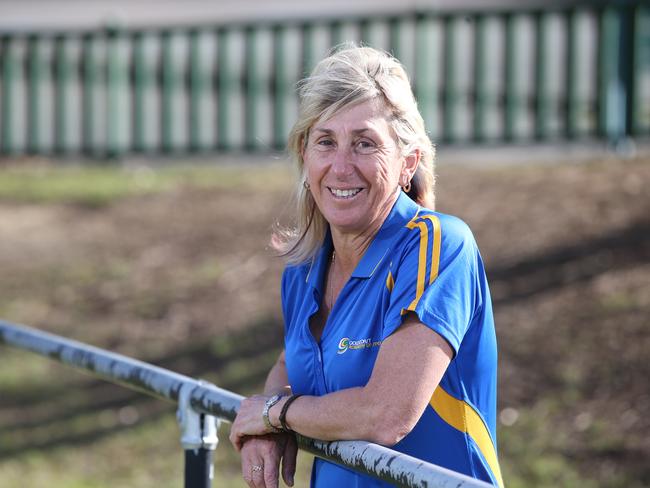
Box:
[326,214,370,233]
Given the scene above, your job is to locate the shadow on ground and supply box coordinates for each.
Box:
[489,217,650,304]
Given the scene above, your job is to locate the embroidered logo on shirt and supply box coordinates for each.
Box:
[337,337,382,354]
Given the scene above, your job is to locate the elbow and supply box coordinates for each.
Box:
[371,423,411,447]
[366,408,418,447]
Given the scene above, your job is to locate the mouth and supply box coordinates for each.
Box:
[327,187,363,199]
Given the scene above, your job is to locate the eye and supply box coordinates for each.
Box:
[355,138,377,154]
[313,137,334,151]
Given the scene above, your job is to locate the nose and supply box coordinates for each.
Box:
[330,146,354,178]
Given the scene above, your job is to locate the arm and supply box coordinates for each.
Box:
[231,313,452,448]
[239,350,297,488]
[275,314,452,445]
[263,349,292,396]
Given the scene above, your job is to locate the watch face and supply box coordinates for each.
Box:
[263,395,283,432]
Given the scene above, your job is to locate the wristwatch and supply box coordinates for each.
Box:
[262,394,284,433]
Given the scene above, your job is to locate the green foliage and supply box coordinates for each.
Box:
[0,166,163,206]
[0,163,291,206]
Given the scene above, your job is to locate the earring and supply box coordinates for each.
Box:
[402,177,411,193]
[303,180,310,190]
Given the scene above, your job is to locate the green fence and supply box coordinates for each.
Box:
[0,1,648,158]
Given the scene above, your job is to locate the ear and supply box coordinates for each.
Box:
[299,135,306,161]
[402,149,421,182]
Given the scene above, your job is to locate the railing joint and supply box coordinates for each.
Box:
[177,381,220,452]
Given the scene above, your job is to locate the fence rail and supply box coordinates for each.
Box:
[0,2,648,158]
[0,319,493,488]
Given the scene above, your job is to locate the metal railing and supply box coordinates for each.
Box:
[0,1,648,158]
[0,319,493,488]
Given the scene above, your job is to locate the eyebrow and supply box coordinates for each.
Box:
[312,128,375,136]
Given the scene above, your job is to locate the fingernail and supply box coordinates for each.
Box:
[288,475,294,486]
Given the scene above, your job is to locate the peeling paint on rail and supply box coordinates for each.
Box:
[0,320,493,488]
[296,436,491,487]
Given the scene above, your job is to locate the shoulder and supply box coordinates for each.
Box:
[402,209,477,255]
[280,260,312,324]
[281,261,311,289]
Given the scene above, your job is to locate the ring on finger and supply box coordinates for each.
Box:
[251,464,263,473]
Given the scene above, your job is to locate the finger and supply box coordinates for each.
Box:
[251,461,266,488]
[229,429,244,452]
[229,434,242,452]
[241,456,257,488]
[229,430,237,450]
[281,435,298,487]
[243,459,265,488]
[263,458,280,488]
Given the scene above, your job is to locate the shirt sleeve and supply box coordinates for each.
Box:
[382,214,482,355]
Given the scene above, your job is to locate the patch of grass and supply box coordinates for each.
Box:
[0,349,58,392]
[598,291,638,312]
[0,412,181,488]
[191,257,225,285]
[0,351,313,488]
[0,166,165,207]
[498,399,646,488]
[499,403,598,488]
[0,163,292,206]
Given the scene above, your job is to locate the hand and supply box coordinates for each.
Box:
[230,395,276,451]
[240,434,298,488]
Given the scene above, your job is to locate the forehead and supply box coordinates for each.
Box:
[312,98,392,135]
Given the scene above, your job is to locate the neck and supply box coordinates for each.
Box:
[328,188,399,275]
[329,208,391,276]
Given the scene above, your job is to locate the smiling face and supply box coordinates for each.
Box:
[303,98,418,238]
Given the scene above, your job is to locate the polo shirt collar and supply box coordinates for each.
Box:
[306,192,420,288]
[351,192,420,278]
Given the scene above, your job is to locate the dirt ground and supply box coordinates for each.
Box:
[0,155,648,487]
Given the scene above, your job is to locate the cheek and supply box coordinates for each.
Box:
[364,158,401,186]
[304,156,324,180]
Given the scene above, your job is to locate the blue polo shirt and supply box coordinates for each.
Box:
[282,192,503,487]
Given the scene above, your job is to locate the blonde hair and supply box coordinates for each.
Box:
[274,45,436,265]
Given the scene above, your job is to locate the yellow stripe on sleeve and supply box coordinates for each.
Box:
[418,214,441,284]
[430,387,504,488]
[405,220,428,311]
[404,214,442,313]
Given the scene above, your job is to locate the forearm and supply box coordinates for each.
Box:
[270,385,407,446]
[232,321,452,449]
[270,320,453,446]
[263,350,292,396]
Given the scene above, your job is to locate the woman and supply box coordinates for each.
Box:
[230,46,503,488]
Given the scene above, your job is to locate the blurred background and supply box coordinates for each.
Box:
[0,0,648,487]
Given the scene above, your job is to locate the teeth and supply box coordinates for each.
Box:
[330,188,361,198]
